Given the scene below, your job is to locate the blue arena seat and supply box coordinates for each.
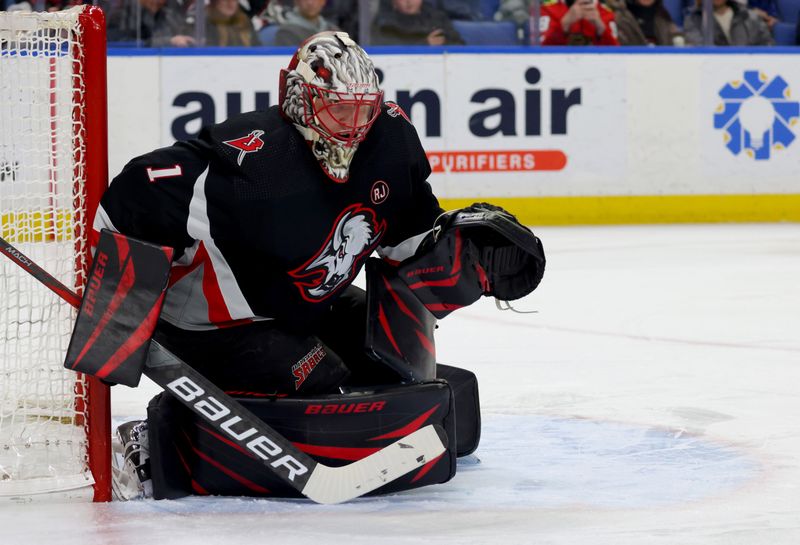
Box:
[479,0,501,19]
[452,20,520,45]
[258,25,280,46]
[772,21,797,44]
[776,0,800,23]
[662,0,685,26]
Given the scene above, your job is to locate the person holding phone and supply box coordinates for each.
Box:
[539,0,620,45]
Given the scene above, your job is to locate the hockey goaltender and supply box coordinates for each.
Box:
[95,31,546,500]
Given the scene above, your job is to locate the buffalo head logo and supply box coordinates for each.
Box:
[290,204,386,302]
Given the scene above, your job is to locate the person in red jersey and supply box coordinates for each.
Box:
[539,0,620,45]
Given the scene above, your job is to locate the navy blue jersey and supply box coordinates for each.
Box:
[95,104,442,330]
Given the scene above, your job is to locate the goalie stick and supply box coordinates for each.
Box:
[0,235,447,504]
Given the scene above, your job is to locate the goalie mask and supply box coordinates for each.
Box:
[279,31,383,183]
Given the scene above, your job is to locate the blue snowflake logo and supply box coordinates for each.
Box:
[714,70,799,160]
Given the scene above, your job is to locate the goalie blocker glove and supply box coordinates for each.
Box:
[398,203,545,318]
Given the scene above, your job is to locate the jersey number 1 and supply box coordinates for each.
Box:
[147,164,182,183]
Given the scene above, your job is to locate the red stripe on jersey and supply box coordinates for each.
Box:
[168,249,204,288]
[195,241,234,324]
[215,317,254,329]
[168,242,248,327]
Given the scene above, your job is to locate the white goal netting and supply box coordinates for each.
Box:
[0,6,99,498]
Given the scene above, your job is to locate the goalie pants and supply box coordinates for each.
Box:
[154,286,402,396]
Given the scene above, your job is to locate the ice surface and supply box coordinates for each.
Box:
[2,224,799,544]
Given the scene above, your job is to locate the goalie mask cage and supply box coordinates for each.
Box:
[0,6,110,501]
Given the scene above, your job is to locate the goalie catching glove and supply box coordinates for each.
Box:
[443,202,545,301]
[397,203,546,318]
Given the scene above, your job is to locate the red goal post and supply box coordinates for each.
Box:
[0,5,111,501]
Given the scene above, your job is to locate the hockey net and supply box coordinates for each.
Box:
[0,5,110,501]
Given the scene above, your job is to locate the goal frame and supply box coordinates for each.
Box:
[0,5,111,502]
[78,4,112,504]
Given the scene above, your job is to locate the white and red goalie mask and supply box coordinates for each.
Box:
[279,31,383,183]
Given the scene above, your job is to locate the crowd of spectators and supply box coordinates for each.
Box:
[371,0,465,44]
[104,0,194,46]
[2,0,797,46]
[683,0,774,44]
[539,0,620,45]
[272,0,337,45]
[605,0,683,45]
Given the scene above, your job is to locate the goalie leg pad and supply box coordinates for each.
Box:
[147,381,458,499]
[437,364,481,457]
[364,258,438,382]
